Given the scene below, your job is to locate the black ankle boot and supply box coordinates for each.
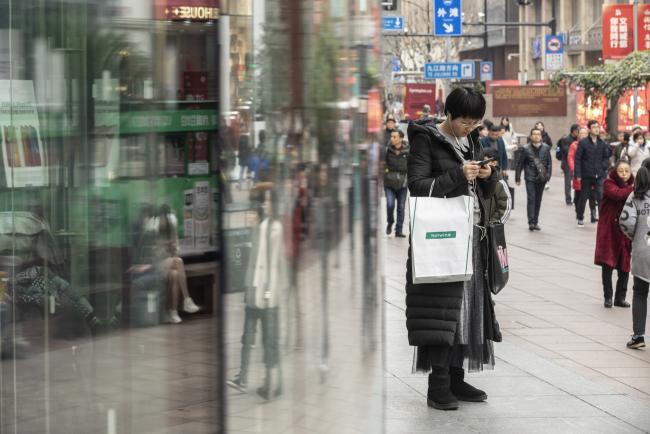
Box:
[427,372,458,410]
[450,367,487,402]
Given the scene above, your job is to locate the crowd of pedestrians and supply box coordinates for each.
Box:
[383,95,650,411]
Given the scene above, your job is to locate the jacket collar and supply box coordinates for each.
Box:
[407,119,475,163]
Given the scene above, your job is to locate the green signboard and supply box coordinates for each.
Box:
[120,109,218,134]
[426,231,456,240]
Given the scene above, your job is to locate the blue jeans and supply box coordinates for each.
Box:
[385,187,407,233]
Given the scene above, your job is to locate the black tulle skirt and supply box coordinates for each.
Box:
[413,225,497,373]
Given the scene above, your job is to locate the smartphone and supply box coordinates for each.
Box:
[476,157,496,167]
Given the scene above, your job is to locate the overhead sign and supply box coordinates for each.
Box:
[479,61,493,81]
[391,58,400,72]
[382,16,404,32]
[155,0,220,21]
[544,35,564,71]
[434,0,462,37]
[424,62,474,80]
[493,86,567,117]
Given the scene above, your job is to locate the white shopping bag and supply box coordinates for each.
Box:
[409,189,474,284]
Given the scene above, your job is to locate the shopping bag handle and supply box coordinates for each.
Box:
[429,180,435,197]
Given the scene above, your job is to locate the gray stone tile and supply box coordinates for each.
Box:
[578,394,650,432]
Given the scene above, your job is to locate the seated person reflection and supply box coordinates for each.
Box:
[227,185,286,401]
[143,204,200,324]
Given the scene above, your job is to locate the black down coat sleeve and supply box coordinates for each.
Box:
[407,133,467,198]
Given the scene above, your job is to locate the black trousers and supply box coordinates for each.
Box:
[576,177,603,221]
[632,277,650,336]
[525,181,545,225]
[601,264,629,301]
[562,165,572,204]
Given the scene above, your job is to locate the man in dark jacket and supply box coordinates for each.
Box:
[515,127,552,231]
[480,125,508,171]
[384,130,409,237]
[575,120,610,227]
[556,124,580,205]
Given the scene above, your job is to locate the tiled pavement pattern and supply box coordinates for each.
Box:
[384,167,650,433]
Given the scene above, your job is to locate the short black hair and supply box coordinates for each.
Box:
[483,119,494,129]
[443,87,486,120]
[489,125,501,133]
[624,132,630,142]
[530,127,542,135]
[390,129,404,138]
[634,132,644,142]
[570,124,580,133]
[477,125,487,132]
[587,120,599,129]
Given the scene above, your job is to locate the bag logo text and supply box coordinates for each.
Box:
[426,231,456,239]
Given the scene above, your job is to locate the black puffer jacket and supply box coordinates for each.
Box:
[384,142,409,190]
[405,120,496,347]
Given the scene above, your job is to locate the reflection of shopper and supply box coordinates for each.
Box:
[227,186,286,400]
[238,132,252,188]
[145,205,200,324]
[620,161,650,349]
[384,130,409,237]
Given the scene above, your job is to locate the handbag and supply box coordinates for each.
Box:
[408,180,474,284]
[486,222,509,295]
[572,177,581,190]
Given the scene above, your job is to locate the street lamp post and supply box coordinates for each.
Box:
[633,0,639,126]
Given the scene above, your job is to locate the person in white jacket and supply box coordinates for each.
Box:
[623,132,650,175]
[499,117,519,170]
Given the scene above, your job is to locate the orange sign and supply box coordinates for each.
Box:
[618,86,649,131]
[367,89,382,133]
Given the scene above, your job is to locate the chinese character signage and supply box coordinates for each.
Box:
[434,0,462,37]
[424,62,474,80]
[403,84,436,119]
[602,4,650,59]
[639,4,650,51]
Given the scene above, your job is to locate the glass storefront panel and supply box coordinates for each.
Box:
[0,0,384,432]
[0,1,222,432]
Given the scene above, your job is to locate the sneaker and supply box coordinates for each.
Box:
[395,232,406,238]
[183,297,200,313]
[165,309,182,324]
[627,335,645,349]
[226,377,248,393]
[545,184,550,190]
[528,225,535,231]
[577,220,585,227]
[604,298,613,308]
[386,223,393,235]
[533,225,541,231]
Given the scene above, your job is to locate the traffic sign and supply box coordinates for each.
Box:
[545,34,564,71]
[383,16,404,32]
[479,61,493,81]
[424,62,475,80]
[434,0,462,37]
[392,58,400,72]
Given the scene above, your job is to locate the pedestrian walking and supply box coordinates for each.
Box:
[612,132,631,165]
[534,121,553,148]
[624,132,650,175]
[556,124,580,205]
[515,127,552,231]
[499,117,518,169]
[595,160,634,309]
[568,127,597,221]
[575,120,610,227]
[384,115,397,146]
[480,125,508,171]
[406,87,500,411]
[619,159,650,349]
[384,129,409,238]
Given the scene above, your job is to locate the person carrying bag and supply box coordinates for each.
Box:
[405,87,501,412]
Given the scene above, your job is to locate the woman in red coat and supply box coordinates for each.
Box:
[595,160,634,308]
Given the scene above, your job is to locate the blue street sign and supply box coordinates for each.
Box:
[424,62,475,80]
[544,34,564,71]
[434,0,462,37]
[383,16,405,32]
[391,58,400,72]
[479,61,493,81]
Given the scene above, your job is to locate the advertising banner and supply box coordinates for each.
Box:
[618,86,649,132]
[575,90,607,129]
[154,0,219,21]
[492,86,566,117]
[0,80,47,188]
[603,4,634,59]
[403,84,436,119]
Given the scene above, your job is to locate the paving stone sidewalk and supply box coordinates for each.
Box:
[383,168,650,433]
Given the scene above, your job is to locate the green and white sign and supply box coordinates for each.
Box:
[120,109,218,134]
[426,231,456,240]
